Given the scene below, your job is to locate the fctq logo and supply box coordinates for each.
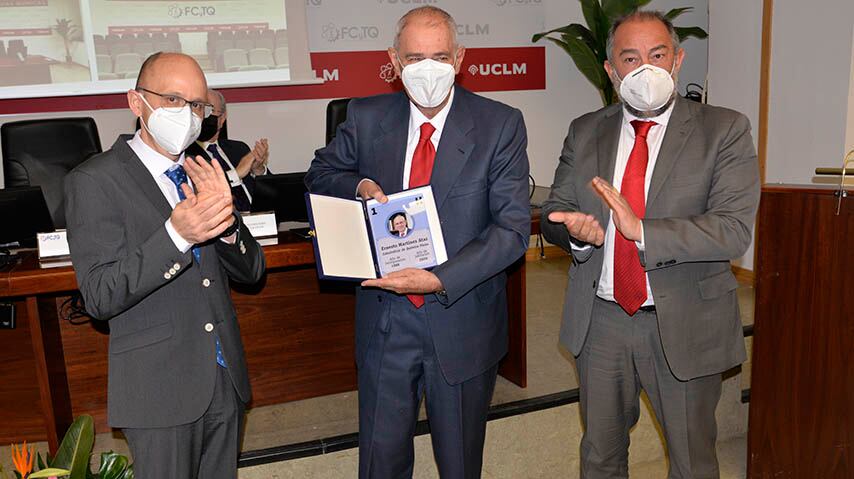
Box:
[492,0,541,5]
[467,62,527,76]
[457,23,489,36]
[168,4,216,18]
[321,23,380,42]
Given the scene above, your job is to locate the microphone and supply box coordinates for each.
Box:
[814,148,854,215]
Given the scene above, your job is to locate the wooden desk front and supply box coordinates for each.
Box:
[0,225,531,451]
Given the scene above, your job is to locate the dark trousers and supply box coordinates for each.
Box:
[123,366,245,479]
[576,298,723,479]
[358,296,499,479]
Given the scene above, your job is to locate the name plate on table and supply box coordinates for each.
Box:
[306,186,447,281]
[37,230,70,258]
[241,212,278,238]
[37,230,72,268]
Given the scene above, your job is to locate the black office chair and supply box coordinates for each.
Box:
[325,98,352,145]
[1,118,102,229]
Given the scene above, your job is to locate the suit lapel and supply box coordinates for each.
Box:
[596,107,623,222]
[373,93,409,194]
[647,98,695,207]
[432,89,475,210]
[116,136,173,219]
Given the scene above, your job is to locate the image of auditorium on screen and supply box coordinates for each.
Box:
[1,0,289,90]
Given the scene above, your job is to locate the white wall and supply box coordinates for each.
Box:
[765,0,854,184]
[0,0,708,188]
[707,1,763,270]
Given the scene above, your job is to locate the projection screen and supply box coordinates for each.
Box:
[0,0,316,99]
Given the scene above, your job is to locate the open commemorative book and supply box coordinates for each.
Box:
[305,185,448,280]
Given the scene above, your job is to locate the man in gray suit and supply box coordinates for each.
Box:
[541,11,759,479]
[65,52,265,478]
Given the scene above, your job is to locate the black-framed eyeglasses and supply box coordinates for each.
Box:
[137,87,214,117]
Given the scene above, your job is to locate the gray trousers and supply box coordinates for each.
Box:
[123,366,245,479]
[576,298,722,479]
[358,295,499,479]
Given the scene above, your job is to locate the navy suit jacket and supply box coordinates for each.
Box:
[305,87,530,384]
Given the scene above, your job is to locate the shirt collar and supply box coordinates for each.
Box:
[197,140,218,150]
[622,99,676,130]
[408,86,455,141]
[128,130,185,178]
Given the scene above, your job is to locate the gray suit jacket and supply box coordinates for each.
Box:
[541,97,759,381]
[64,135,265,428]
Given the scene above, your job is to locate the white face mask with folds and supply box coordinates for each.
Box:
[615,62,676,112]
[137,93,202,155]
[399,58,456,108]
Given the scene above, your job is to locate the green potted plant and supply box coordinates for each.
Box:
[2,416,133,479]
[53,18,82,64]
[533,0,708,106]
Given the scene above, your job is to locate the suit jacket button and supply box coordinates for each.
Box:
[202,278,211,287]
[204,323,214,332]
[173,263,181,270]
[164,272,171,280]
[168,268,176,275]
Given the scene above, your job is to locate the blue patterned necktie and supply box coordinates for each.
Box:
[164,164,227,368]
[163,165,201,263]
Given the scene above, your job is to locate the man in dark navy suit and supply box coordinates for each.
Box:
[306,6,530,478]
[186,89,270,211]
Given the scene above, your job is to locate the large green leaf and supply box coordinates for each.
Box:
[674,26,708,41]
[96,452,130,479]
[29,468,71,478]
[580,0,608,45]
[50,415,95,479]
[557,35,608,92]
[602,0,652,21]
[664,7,693,20]
[533,23,593,44]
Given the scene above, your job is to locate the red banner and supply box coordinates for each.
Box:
[0,46,545,114]
[0,0,47,6]
[0,28,50,36]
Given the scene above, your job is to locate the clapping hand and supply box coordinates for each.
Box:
[547,211,605,246]
[591,176,641,242]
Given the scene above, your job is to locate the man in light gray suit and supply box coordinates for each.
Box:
[65,52,265,478]
[541,11,759,479]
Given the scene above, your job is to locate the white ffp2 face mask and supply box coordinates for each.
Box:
[400,58,456,108]
[616,63,676,112]
[137,93,202,155]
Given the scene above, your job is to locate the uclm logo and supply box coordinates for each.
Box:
[312,68,340,82]
[467,63,527,76]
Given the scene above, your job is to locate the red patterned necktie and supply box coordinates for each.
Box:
[406,122,436,308]
[613,120,655,316]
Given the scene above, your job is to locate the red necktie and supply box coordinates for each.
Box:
[406,122,436,308]
[613,120,655,316]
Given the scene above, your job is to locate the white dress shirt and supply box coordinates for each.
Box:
[128,132,193,253]
[196,140,253,203]
[573,102,675,306]
[357,88,455,195]
[403,87,454,189]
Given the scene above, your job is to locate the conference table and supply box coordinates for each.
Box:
[0,55,56,87]
[0,212,540,452]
